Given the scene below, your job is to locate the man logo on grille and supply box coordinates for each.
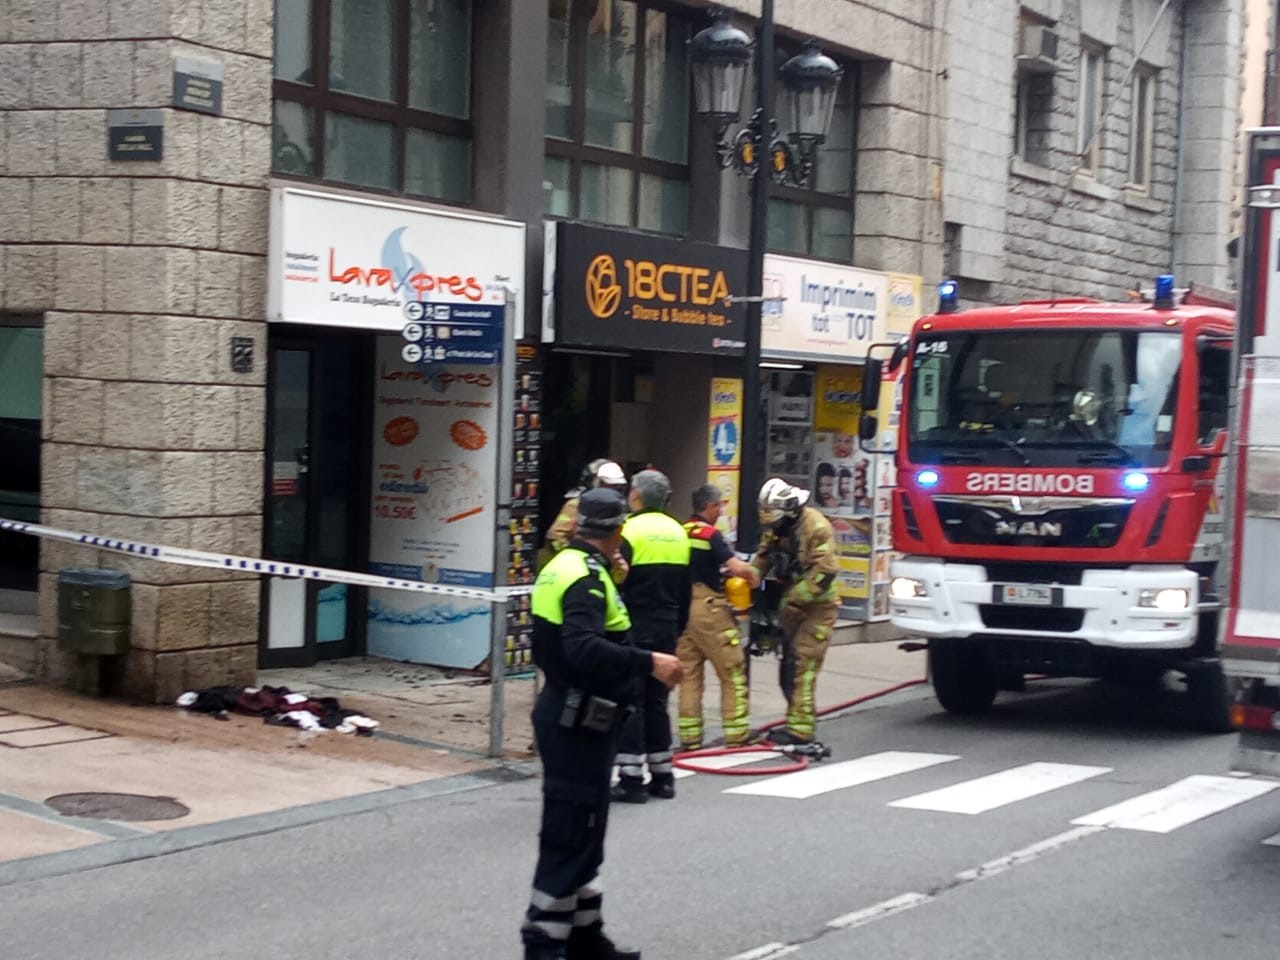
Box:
[585,254,622,319]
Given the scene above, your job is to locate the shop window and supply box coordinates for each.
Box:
[1128,65,1156,191]
[271,0,474,205]
[545,0,692,236]
[764,369,815,488]
[766,45,857,262]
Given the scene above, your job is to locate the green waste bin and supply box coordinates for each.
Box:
[57,569,131,696]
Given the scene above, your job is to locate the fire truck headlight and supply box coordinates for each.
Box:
[890,577,929,599]
[1138,588,1189,611]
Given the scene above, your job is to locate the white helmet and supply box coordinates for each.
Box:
[758,477,809,526]
[592,460,627,492]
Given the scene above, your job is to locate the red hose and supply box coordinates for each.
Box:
[673,743,810,775]
[673,676,929,775]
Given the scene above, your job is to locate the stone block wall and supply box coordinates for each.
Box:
[0,0,271,702]
[943,0,1240,306]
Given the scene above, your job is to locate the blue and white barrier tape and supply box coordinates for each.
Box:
[0,517,532,603]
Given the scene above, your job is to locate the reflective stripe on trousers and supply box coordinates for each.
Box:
[676,584,749,747]
[522,690,616,951]
[781,603,836,739]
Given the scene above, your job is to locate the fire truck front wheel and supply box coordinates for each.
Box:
[1184,660,1233,734]
[929,639,998,715]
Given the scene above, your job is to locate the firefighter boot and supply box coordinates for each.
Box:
[647,775,675,800]
[567,925,641,960]
[766,726,812,746]
[609,778,648,804]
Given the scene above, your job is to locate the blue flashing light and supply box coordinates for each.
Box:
[917,469,940,488]
[1153,274,1175,309]
[937,279,959,314]
[1122,471,1151,492]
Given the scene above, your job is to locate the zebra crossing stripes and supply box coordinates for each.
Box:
[673,750,1279,838]
[888,762,1112,814]
[1071,775,1280,833]
[723,751,958,800]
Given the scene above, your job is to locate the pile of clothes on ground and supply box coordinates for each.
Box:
[176,685,379,735]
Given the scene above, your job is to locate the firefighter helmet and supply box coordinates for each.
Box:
[581,458,627,492]
[758,477,809,527]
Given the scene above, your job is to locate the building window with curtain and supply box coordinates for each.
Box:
[767,45,857,262]
[1128,65,1156,192]
[545,0,692,236]
[1076,40,1105,174]
[271,0,474,205]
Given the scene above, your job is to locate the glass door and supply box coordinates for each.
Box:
[262,334,369,667]
[0,323,42,594]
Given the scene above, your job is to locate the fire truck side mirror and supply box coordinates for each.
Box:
[1195,333,1233,351]
[1181,455,1211,473]
[860,358,883,410]
[859,412,878,443]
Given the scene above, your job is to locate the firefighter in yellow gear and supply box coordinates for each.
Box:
[537,459,628,572]
[750,477,840,745]
[676,483,761,750]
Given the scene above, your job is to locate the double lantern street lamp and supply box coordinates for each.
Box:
[690,11,844,187]
[688,5,843,549]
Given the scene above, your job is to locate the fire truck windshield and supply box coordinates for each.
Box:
[907,329,1182,468]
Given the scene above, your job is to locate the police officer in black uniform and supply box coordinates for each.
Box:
[521,487,683,960]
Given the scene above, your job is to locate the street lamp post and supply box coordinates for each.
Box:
[690,4,842,550]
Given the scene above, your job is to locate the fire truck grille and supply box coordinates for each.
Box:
[934,498,1132,548]
[979,604,1085,633]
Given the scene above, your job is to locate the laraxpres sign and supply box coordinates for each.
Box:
[269,187,526,331]
[554,222,747,355]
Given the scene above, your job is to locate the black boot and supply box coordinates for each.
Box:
[524,945,567,960]
[609,779,647,804]
[766,726,812,746]
[646,776,675,800]
[567,926,641,960]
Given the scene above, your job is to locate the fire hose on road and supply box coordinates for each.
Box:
[672,676,929,775]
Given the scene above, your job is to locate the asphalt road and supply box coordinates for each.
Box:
[2,676,1278,960]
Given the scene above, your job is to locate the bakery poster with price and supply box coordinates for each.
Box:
[365,335,500,668]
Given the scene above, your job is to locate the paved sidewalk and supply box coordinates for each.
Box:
[0,640,927,872]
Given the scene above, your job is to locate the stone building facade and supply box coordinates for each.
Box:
[0,0,1241,699]
[1,1,274,698]
[944,0,1241,305]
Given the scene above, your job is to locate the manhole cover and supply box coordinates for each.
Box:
[45,792,191,822]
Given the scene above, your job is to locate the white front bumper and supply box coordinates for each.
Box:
[888,558,1199,650]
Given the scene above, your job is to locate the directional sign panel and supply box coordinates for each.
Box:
[405,303,504,366]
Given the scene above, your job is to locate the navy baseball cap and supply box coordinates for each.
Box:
[577,488,628,531]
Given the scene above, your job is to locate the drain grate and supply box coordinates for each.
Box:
[45,792,191,822]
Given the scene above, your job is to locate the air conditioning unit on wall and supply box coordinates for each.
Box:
[1017,22,1059,73]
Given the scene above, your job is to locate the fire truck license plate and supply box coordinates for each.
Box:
[995,584,1061,606]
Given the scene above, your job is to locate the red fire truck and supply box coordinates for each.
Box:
[1221,128,1280,772]
[861,276,1235,730]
